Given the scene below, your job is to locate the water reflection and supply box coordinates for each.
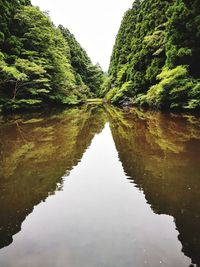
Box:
[0,105,106,249]
[107,107,200,266]
[0,105,199,266]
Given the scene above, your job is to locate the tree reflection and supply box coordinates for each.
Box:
[107,107,200,267]
[0,105,106,249]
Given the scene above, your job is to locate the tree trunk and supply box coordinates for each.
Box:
[12,81,18,100]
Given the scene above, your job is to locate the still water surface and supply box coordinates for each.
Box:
[0,105,199,267]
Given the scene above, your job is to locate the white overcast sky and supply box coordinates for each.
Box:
[31,0,133,71]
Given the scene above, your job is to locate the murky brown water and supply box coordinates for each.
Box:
[0,105,199,267]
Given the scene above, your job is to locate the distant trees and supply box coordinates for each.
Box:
[108,0,200,110]
[59,26,104,97]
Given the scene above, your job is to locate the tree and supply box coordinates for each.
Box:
[0,2,105,112]
[108,0,200,110]
[59,26,105,97]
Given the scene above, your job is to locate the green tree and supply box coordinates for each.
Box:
[0,1,104,112]
[108,0,200,111]
[59,26,105,97]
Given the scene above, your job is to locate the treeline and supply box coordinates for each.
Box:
[0,0,104,112]
[107,0,200,111]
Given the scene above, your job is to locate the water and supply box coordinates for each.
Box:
[0,105,199,267]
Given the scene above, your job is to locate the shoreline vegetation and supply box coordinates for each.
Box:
[107,0,200,112]
[0,0,200,114]
[0,1,104,114]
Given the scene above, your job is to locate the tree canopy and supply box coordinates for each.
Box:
[108,0,200,111]
[0,0,104,112]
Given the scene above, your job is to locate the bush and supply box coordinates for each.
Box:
[145,66,191,109]
[105,87,119,102]
[111,81,133,104]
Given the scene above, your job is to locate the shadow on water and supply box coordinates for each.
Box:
[107,106,200,267]
[0,105,106,249]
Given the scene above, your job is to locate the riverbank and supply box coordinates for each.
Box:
[0,97,200,116]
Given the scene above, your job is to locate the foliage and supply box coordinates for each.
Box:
[98,75,112,98]
[0,1,104,112]
[111,81,134,104]
[58,26,105,97]
[108,0,200,111]
[136,66,200,110]
[105,87,119,102]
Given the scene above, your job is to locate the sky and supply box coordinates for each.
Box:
[31,0,133,71]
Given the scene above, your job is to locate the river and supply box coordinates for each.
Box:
[0,105,199,267]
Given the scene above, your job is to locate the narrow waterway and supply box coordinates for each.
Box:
[0,105,199,267]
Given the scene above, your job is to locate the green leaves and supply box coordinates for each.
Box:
[59,26,105,97]
[1,65,27,81]
[0,1,105,112]
[140,66,200,110]
[108,0,200,111]
[15,58,46,76]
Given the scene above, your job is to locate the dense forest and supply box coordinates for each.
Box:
[108,0,200,111]
[0,0,103,112]
[1,0,200,113]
